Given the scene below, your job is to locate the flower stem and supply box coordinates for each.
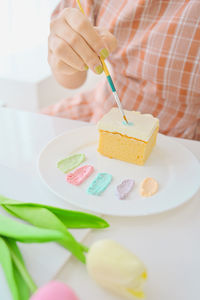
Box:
[79,242,89,253]
[10,248,37,294]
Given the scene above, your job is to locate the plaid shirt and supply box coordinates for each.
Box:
[43,0,200,140]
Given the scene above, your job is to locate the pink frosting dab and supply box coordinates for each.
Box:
[66,165,94,185]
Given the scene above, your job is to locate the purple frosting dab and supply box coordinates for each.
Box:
[116,179,135,200]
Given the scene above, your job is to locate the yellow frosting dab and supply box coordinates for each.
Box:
[140,177,159,197]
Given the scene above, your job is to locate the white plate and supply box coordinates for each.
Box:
[38,126,200,216]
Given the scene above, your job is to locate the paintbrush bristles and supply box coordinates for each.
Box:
[123,115,128,124]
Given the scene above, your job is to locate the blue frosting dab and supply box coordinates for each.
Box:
[88,173,112,195]
[122,121,134,126]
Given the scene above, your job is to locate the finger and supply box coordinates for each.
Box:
[53,20,104,74]
[95,27,118,53]
[48,49,78,75]
[49,34,87,72]
[64,8,109,59]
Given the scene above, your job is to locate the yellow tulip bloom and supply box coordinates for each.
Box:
[86,240,147,299]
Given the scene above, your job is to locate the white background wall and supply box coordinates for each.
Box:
[0,0,102,112]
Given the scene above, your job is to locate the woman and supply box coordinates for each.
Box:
[43,0,200,140]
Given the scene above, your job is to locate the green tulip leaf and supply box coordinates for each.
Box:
[3,205,86,263]
[0,237,19,300]
[0,213,64,243]
[0,195,109,229]
[5,238,35,300]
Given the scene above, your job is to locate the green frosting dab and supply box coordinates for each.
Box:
[88,173,112,196]
[57,153,85,173]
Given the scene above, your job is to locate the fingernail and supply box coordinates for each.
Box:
[84,65,89,70]
[99,48,109,59]
[94,64,103,74]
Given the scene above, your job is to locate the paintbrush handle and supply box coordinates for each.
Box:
[101,59,127,120]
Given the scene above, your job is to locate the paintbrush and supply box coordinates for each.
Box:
[76,0,128,124]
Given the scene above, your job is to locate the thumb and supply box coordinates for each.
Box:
[95,27,118,53]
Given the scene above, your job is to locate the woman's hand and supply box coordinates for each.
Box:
[48,7,117,88]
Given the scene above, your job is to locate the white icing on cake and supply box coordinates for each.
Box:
[97,108,159,142]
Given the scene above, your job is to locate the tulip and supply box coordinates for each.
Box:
[30,281,79,300]
[86,240,147,299]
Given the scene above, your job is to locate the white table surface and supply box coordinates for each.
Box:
[0,107,200,300]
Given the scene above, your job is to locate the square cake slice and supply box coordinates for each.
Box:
[97,108,159,165]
